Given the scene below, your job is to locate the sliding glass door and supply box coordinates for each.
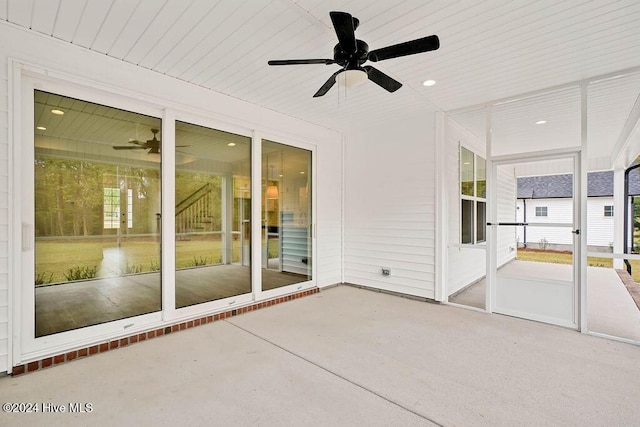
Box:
[18,78,316,365]
[33,90,162,337]
[261,140,312,291]
[174,122,252,308]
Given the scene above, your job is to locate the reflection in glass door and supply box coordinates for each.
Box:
[175,122,251,308]
[33,90,162,337]
[262,140,312,291]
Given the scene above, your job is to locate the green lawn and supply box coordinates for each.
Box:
[517,248,640,282]
[36,237,280,285]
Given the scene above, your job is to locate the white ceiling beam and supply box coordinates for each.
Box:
[446,65,640,116]
[610,92,640,170]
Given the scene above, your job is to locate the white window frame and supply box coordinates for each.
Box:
[16,70,166,363]
[460,145,487,245]
[536,206,548,217]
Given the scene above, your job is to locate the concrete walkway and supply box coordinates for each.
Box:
[1,285,639,426]
[450,261,640,341]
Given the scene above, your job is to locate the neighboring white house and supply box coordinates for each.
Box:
[516,171,640,251]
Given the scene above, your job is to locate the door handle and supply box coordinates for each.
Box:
[572,229,580,235]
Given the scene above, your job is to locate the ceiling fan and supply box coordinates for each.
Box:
[113,128,162,154]
[268,11,440,97]
[113,128,189,155]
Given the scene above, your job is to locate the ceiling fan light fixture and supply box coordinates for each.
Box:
[336,69,368,88]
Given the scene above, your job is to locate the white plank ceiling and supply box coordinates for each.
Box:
[3,0,640,165]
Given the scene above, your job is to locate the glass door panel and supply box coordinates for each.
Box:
[34,90,162,337]
[262,140,312,291]
[175,122,251,308]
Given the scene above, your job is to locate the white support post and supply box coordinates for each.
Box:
[161,111,176,320]
[434,111,447,302]
[613,169,625,270]
[485,105,495,313]
[251,132,263,300]
[579,83,589,333]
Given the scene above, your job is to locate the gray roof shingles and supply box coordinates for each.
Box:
[517,170,640,199]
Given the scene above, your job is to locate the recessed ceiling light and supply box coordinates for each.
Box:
[51,109,64,115]
[227,142,236,147]
[36,126,46,131]
[300,171,305,175]
[463,162,471,165]
[535,120,547,125]
[279,174,283,177]
[422,79,436,87]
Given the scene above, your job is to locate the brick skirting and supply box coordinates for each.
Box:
[615,269,640,311]
[12,287,320,376]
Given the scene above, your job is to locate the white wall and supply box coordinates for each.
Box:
[586,198,615,247]
[516,197,614,248]
[0,22,343,372]
[344,112,437,298]
[496,166,518,266]
[0,28,8,374]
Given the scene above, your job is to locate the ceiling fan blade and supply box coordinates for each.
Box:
[330,11,357,53]
[313,70,342,97]
[368,35,440,62]
[363,66,402,92]
[268,59,335,65]
[113,146,145,150]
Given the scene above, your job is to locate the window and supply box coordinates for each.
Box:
[604,205,613,217]
[460,146,486,244]
[535,206,548,217]
[103,188,120,229]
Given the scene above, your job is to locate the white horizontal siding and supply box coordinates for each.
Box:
[316,214,342,288]
[516,199,574,246]
[586,198,614,247]
[497,165,518,266]
[344,112,437,299]
[0,49,7,372]
[516,197,613,248]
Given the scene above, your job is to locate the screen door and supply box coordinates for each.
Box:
[489,155,580,329]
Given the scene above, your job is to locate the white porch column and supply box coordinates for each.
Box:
[434,111,447,302]
[613,168,625,269]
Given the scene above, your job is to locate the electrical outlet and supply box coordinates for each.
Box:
[381,267,391,276]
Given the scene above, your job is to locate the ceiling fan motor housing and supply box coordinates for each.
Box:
[334,39,369,70]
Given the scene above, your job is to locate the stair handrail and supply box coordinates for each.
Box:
[176,183,212,217]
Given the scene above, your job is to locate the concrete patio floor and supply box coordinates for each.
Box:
[2,285,639,426]
[450,260,640,341]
